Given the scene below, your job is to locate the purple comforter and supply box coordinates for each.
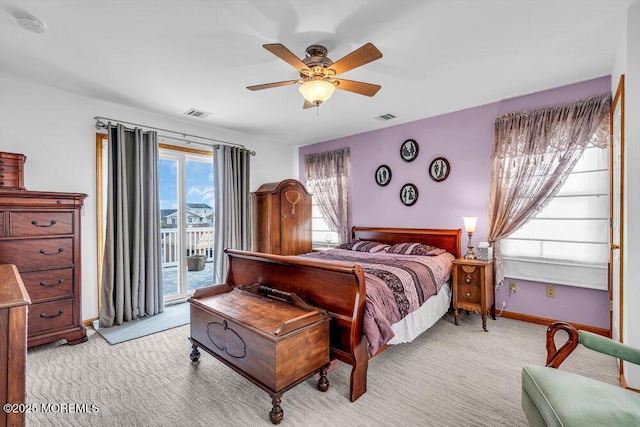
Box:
[299,249,454,356]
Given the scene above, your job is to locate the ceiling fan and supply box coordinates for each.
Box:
[247,43,382,109]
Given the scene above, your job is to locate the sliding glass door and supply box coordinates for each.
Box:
[158,146,214,302]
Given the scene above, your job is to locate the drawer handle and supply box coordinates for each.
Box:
[466,292,471,297]
[465,276,472,284]
[39,248,64,256]
[0,159,4,163]
[0,174,3,178]
[40,279,65,287]
[40,310,64,319]
[32,219,57,227]
[0,181,3,186]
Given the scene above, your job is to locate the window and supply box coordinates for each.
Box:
[304,148,350,246]
[501,145,609,290]
[311,194,339,249]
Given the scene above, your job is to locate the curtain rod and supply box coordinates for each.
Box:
[94,116,256,156]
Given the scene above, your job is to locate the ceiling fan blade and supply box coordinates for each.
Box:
[303,100,316,109]
[246,80,299,91]
[263,43,309,71]
[334,78,381,97]
[330,43,382,76]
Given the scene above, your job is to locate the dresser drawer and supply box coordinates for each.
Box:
[0,154,24,168]
[20,268,74,302]
[9,211,73,236]
[0,176,22,189]
[0,212,3,237]
[0,237,74,270]
[28,298,75,335]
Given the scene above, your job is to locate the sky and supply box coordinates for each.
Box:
[158,157,214,210]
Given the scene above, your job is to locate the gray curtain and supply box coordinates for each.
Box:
[100,124,163,327]
[304,148,350,244]
[487,94,610,287]
[212,145,251,284]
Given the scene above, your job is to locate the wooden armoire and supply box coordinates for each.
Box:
[251,179,312,255]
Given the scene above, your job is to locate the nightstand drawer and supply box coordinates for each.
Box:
[456,264,482,287]
[457,283,480,304]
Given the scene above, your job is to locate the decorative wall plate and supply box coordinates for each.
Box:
[375,165,392,186]
[400,183,418,206]
[429,157,450,182]
[400,139,419,162]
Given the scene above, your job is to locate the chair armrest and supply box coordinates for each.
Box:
[579,330,640,366]
[545,322,579,368]
[545,321,640,368]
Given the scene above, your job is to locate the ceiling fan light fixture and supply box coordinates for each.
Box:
[299,80,336,105]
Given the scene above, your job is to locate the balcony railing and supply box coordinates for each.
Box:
[161,227,214,267]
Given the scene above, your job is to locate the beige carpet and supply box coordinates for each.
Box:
[25,313,619,426]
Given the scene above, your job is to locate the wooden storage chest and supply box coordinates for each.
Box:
[189,283,330,424]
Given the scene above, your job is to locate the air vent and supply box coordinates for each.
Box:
[184,109,211,119]
[375,113,397,121]
[17,16,47,34]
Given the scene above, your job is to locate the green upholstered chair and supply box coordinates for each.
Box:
[522,322,640,426]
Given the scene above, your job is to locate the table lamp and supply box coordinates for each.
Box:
[463,216,478,259]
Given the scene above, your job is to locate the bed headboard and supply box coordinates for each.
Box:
[351,227,462,259]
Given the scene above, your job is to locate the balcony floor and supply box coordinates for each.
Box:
[162,261,215,297]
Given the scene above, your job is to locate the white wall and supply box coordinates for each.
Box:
[619,1,640,388]
[0,73,297,321]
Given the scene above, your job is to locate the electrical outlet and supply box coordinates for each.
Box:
[546,285,556,298]
[509,281,518,293]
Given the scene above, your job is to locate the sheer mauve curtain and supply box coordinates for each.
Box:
[487,94,610,287]
[212,145,251,284]
[100,124,163,327]
[304,148,350,244]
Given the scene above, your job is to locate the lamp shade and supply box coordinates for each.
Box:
[462,216,478,233]
[299,80,336,105]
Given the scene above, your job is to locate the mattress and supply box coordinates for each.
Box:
[299,248,454,355]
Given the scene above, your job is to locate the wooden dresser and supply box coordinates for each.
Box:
[0,264,31,427]
[0,189,87,347]
[251,179,312,255]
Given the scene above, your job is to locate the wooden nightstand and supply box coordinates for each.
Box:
[452,258,495,331]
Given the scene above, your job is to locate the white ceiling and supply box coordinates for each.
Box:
[0,0,634,146]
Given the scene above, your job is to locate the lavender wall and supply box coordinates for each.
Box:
[299,75,611,329]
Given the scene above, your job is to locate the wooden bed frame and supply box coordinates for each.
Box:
[224,227,462,402]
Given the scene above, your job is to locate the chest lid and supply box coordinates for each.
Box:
[191,284,328,337]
